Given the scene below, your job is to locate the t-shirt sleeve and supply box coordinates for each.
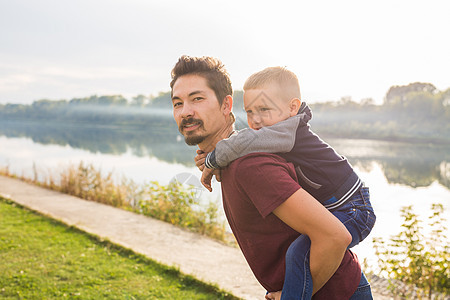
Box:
[235,154,301,218]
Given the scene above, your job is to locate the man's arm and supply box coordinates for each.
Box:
[273,188,352,294]
[205,115,301,169]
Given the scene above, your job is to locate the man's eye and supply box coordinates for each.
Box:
[173,102,182,108]
[260,107,270,112]
[193,97,203,101]
[246,110,253,114]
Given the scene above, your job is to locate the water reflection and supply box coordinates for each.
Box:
[0,119,198,166]
[1,120,449,190]
[327,138,450,189]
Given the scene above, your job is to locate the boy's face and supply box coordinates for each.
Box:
[243,84,293,130]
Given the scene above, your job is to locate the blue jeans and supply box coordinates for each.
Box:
[349,272,373,300]
[280,235,313,299]
[279,188,376,299]
[279,235,373,299]
[331,187,376,248]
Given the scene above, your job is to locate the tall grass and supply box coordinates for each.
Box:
[0,162,227,243]
[57,163,136,208]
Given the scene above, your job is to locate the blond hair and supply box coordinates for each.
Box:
[243,66,301,102]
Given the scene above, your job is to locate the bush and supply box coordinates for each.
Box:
[373,204,450,298]
[137,181,226,241]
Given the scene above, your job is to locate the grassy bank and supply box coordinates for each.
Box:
[0,198,238,299]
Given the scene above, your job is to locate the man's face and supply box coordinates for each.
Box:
[244,84,292,130]
[172,74,227,147]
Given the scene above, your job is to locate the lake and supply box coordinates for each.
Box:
[0,119,449,269]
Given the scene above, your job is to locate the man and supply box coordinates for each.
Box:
[170,55,372,299]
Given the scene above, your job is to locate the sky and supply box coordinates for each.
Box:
[1,0,449,105]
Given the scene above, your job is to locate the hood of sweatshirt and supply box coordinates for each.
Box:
[298,102,312,124]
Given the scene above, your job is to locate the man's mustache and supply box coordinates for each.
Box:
[180,118,203,130]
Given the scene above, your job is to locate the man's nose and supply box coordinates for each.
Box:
[180,102,194,118]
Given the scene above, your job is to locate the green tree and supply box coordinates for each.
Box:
[385,82,437,105]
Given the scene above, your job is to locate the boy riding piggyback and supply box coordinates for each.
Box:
[198,66,376,249]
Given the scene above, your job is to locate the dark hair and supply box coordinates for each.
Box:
[170,55,233,106]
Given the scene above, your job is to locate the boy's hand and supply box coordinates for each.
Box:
[201,167,214,192]
[195,149,207,171]
[200,164,221,192]
[196,149,221,192]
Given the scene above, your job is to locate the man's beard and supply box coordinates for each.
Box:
[179,117,206,145]
[184,134,206,145]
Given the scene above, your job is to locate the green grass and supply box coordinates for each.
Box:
[0,198,239,299]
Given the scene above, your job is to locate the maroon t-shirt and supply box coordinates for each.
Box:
[220,153,361,297]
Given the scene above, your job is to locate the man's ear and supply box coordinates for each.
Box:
[222,95,233,116]
[289,98,301,116]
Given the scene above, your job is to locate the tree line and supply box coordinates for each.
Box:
[1,82,449,143]
[309,82,450,143]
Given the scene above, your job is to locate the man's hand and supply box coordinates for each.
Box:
[265,291,281,300]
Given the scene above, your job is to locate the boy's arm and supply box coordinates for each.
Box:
[205,115,302,169]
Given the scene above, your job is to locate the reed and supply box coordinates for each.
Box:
[56,162,134,208]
